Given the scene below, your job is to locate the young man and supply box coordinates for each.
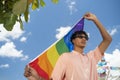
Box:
[24,12,112,80]
[50,12,112,80]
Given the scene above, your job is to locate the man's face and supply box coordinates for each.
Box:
[72,34,88,48]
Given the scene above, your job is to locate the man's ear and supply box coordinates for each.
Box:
[72,39,75,44]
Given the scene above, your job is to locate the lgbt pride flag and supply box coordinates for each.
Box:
[29,18,84,79]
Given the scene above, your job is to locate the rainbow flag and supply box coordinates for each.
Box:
[29,18,84,79]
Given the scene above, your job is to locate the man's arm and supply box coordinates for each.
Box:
[84,12,112,55]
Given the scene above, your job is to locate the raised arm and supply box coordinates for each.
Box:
[84,12,112,55]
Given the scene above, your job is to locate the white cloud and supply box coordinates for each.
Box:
[0,42,29,60]
[0,64,9,68]
[10,22,24,39]
[66,0,77,15]
[99,49,120,77]
[0,21,29,60]
[87,32,90,38]
[105,49,120,67]
[108,28,117,36]
[0,22,24,42]
[20,36,27,42]
[0,42,23,58]
[21,55,29,61]
[55,26,72,39]
[21,15,30,22]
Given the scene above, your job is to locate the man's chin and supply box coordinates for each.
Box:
[80,45,86,49]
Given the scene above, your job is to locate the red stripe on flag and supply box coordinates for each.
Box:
[29,58,49,79]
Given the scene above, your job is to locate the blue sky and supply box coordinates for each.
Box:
[0,0,120,80]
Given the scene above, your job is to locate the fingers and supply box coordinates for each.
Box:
[24,65,32,77]
[84,12,91,18]
[24,65,42,80]
[84,12,92,19]
[83,12,97,21]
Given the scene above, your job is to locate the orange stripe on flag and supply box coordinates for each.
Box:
[29,58,49,79]
[38,51,53,77]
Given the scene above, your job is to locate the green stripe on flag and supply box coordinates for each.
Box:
[56,38,69,55]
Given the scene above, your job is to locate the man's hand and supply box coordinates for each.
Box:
[83,12,97,22]
[24,65,31,77]
[24,65,41,80]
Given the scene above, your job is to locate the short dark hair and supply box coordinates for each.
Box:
[70,30,88,43]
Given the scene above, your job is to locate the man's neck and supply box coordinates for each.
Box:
[74,47,84,54]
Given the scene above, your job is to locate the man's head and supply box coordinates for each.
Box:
[70,30,89,48]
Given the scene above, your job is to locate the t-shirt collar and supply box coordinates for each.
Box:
[71,50,84,55]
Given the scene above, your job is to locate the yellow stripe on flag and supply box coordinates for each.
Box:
[47,44,59,67]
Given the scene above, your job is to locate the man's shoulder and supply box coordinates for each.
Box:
[59,52,71,58]
[61,52,71,55]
